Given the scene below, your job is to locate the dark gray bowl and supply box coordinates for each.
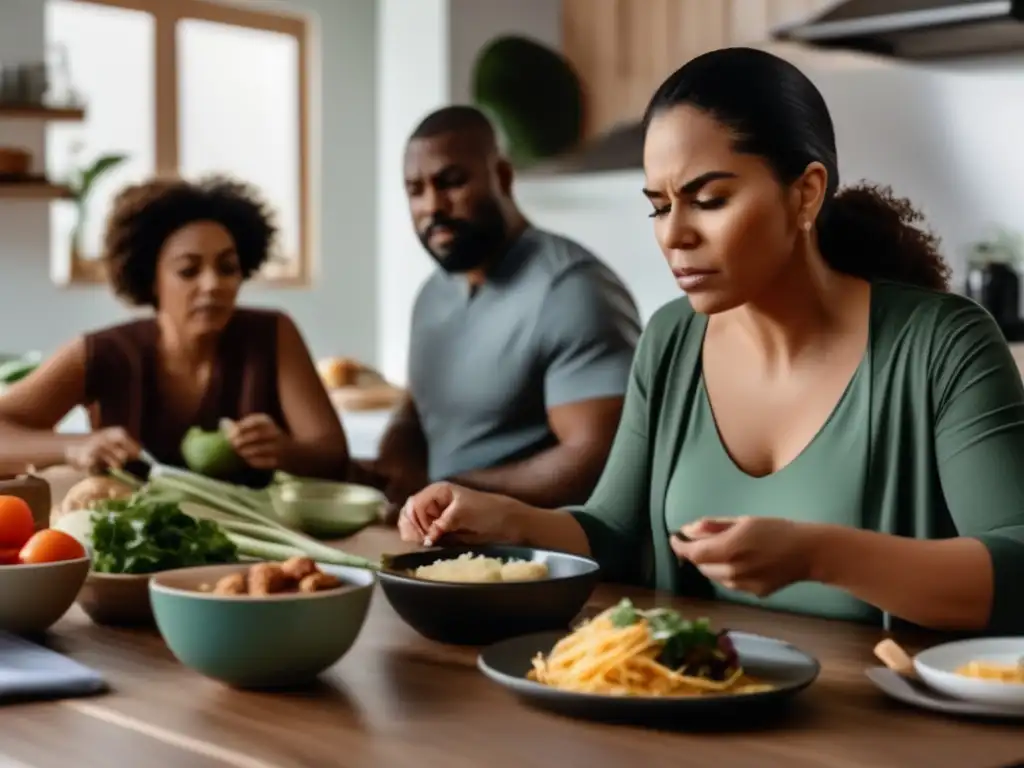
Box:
[377,545,600,646]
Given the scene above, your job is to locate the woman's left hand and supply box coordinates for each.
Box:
[226,413,287,470]
[670,516,821,597]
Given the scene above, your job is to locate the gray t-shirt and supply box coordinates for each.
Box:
[407,227,642,482]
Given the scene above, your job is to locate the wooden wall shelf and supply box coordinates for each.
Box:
[0,182,74,200]
[0,105,86,121]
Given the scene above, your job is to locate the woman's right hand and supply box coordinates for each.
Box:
[399,482,522,547]
[64,427,141,472]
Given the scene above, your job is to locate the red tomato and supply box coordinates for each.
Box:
[0,547,20,565]
[18,529,86,564]
[0,495,35,550]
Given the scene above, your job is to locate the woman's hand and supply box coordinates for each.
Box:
[670,516,821,597]
[399,482,522,547]
[226,414,287,470]
[64,427,141,472]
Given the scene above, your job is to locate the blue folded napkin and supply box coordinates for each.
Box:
[0,632,107,702]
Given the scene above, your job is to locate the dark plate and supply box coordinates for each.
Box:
[478,629,820,724]
[377,545,599,646]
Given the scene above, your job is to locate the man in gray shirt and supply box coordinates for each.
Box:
[372,106,641,510]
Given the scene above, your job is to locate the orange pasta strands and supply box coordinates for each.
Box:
[528,606,771,697]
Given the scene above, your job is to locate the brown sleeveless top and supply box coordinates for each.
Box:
[83,307,286,487]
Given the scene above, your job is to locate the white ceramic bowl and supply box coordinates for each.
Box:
[914,638,1024,708]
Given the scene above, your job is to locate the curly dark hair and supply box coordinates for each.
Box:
[818,183,950,291]
[103,174,278,306]
[645,48,951,292]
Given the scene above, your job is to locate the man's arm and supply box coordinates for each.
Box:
[453,264,642,507]
[453,396,624,507]
[376,396,428,472]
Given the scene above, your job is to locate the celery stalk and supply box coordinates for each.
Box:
[147,474,286,531]
[228,533,308,562]
[108,467,145,489]
[227,532,378,569]
[142,473,379,570]
[148,464,268,512]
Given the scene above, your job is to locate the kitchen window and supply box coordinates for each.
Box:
[45,0,311,285]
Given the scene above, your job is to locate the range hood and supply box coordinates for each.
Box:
[773,0,1024,59]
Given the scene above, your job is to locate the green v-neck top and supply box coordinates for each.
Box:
[569,280,1024,634]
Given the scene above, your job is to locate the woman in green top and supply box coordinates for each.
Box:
[398,48,1024,635]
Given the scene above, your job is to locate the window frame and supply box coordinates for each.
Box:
[58,0,311,286]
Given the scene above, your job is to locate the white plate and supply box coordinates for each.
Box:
[913,638,1024,708]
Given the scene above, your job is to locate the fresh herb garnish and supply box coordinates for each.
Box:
[609,597,640,627]
[90,495,238,574]
[608,598,739,681]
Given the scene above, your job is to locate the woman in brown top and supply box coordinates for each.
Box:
[0,176,350,486]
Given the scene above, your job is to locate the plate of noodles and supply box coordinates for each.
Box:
[477,598,820,721]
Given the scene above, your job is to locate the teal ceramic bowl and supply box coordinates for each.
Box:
[268,481,383,538]
[149,562,376,688]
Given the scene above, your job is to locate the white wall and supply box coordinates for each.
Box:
[779,44,1024,285]
[0,0,378,363]
[375,0,561,383]
[516,173,677,324]
[375,0,449,384]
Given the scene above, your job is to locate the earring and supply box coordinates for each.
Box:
[802,219,812,232]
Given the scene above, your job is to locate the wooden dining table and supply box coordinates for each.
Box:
[4,526,1022,768]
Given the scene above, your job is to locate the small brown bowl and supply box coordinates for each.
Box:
[77,571,154,626]
[0,556,90,634]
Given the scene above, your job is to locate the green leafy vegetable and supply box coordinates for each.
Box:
[90,495,238,574]
[608,597,639,627]
[608,598,739,680]
[115,464,381,570]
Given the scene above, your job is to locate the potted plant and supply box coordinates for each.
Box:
[471,35,583,168]
[63,142,129,258]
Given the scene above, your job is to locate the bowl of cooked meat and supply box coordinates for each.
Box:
[149,556,376,688]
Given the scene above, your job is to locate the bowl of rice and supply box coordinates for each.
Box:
[377,545,600,645]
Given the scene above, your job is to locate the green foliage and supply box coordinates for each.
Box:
[471,35,583,167]
[67,151,129,255]
[90,495,238,574]
[69,153,129,201]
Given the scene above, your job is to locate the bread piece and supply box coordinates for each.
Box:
[317,357,361,388]
[317,357,390,390]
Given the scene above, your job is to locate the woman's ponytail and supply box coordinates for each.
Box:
[817,183,951,292]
